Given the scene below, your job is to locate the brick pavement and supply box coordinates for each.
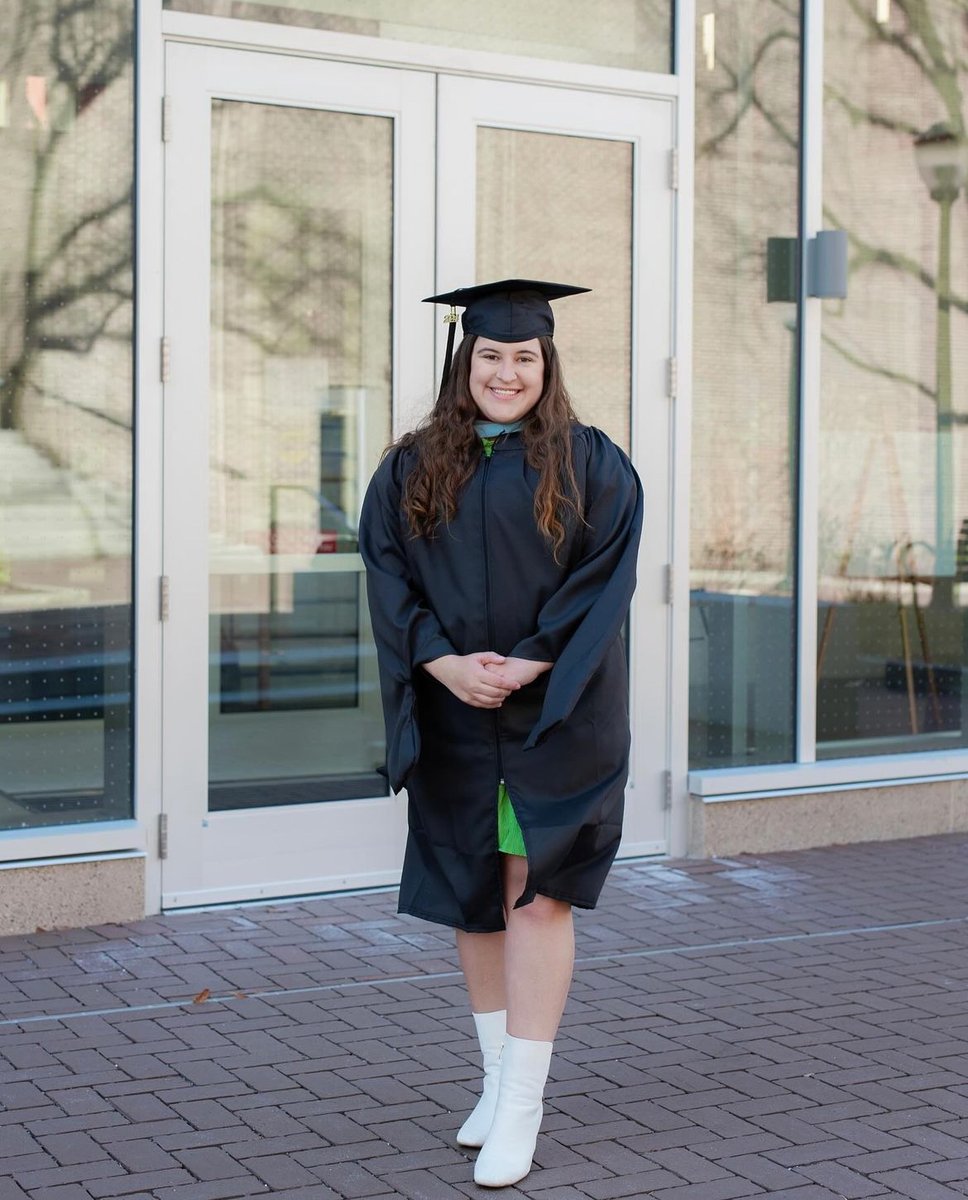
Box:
[2,833,968,1199]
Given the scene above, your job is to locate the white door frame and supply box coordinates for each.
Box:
[160,42,435,907]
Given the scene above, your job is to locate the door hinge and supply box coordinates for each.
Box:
[667,355,678,399]
[159,574,170,621]
[669,147,679,190]
[158,812,169,859]
[162,94,172,142]
[160,336,171,383]
[662,769,673,811]
[664,563,674,605]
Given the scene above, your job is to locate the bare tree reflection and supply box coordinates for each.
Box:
[0,0,133,433]
[694,0,968,754]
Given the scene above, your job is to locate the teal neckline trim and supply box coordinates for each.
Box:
[474,419,524,438]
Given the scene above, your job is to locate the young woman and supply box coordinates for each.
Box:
[359,279,642,1188]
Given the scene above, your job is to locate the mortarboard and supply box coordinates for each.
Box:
[424,278,590,398]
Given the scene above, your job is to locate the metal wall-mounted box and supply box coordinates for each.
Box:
[808,229,848,298]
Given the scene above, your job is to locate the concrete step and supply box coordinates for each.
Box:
[0,433,130,561]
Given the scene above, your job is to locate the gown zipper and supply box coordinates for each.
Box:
[480,445,505,787]
[481,438,529,885]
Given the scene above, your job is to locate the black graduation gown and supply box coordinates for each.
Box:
[359,423,644,932]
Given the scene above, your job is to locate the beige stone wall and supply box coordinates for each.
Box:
[162,0,670,74]
[691,779,968,858]
[0,855,144,937]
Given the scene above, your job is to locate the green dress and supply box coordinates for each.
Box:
[479,422,528,860]
[498,780,527,857]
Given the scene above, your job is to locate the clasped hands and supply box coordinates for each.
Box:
[423,653,553,709]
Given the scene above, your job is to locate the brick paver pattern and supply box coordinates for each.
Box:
[2,834,968,1200]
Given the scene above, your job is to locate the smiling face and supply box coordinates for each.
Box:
[468,337,545,424]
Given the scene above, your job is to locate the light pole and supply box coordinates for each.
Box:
[913,122,967,608]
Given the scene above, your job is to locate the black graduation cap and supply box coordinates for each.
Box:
[424,278,590,398]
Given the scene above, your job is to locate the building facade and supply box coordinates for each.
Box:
[1,0,966,932]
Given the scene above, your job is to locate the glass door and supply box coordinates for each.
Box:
[437,76,676,854]
[161,43,434,906]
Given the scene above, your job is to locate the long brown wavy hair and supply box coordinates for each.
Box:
[397,335,583,560]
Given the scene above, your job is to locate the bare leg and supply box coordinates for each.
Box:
[455,928,506,1013]
[502,854,574,1041]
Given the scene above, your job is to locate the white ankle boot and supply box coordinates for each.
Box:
[456,1009,506,1148]
[473,1034,553,1187]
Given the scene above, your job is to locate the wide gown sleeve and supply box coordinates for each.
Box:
[510,427,644,750]
[359,451,457,791]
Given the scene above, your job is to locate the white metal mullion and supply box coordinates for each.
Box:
[393,72,436,439]
[161,44,213,902]
[136,0,166,914]
[668,0,695,856]
[796,0,824,765]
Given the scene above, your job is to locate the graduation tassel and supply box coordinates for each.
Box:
[437,306,458,401]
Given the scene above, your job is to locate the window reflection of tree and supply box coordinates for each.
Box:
[692,1,968,760]
[215,191,359,361]
[818,1,967,746]
[694,2,800,590]
[0,0,133,437]
[823,3,966,602]
[0,0,133,823]
[689,2,801,768]
[698,0,968,749]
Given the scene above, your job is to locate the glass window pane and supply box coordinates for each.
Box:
[689,2,802,768]
[476,128,633,451]
[0,0,134,830]
[817,2,968,758]
[162,0,673,74]
[209,100,391,809]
